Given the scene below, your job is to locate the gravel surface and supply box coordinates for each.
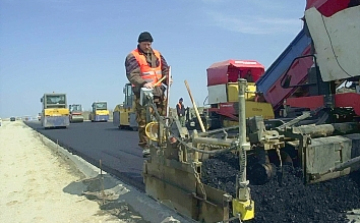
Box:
[202,152,360,223]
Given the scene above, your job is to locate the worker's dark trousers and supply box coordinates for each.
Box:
[178,115,185,127]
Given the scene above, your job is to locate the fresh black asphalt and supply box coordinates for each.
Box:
[25,121,145,191]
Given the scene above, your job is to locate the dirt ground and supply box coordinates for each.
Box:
[0,121,128,223]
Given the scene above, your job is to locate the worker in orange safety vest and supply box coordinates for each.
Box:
[125,31,172,158]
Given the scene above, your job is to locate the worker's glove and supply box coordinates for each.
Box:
[179,114,182,117]
[143,82,154,89]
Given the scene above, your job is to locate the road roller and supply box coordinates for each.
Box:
[69,104,84,123]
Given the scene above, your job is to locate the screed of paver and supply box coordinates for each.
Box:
[0,121,124,223]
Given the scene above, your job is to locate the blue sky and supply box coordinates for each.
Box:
[0,0,306,118]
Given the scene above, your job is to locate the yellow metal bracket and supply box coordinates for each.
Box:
[232,198,254,221]
[145,122,160,141]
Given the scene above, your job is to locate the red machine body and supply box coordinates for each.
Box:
[282,0,360,118]
[206,60,265,119]
[305,0,350,16]
[207,60,265,86]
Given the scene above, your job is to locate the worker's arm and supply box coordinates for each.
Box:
[176,104,181,116]
[125,53,147,87]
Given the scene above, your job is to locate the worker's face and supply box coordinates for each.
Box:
[139,42,152,52]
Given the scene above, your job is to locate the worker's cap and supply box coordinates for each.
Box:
[179,98,183,101]
[138,31,153,43]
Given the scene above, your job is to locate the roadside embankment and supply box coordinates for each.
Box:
[0,121,186,223]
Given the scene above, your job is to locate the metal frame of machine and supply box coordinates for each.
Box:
[40,93,70,129]
[142,79,255,222]
[139,2,360,221]
[140,76,360,222]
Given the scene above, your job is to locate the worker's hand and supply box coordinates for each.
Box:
[143,82,153,89]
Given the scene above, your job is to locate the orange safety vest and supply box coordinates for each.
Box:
[131,48,162,87]
[177,103,182,109]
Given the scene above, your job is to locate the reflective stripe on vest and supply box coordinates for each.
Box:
[131,49,162,87]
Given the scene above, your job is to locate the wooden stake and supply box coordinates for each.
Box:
[184,80,206,133]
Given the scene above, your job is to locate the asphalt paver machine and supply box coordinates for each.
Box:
[140,1,360,221]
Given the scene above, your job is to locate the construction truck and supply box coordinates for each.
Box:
[69,104,84,123]
[40,93,70,129]
[113,83,138,130]
[139,1,360,222]
[89,101,109,122]
[205,60,275,129]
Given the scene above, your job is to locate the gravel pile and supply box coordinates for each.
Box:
[202,152,360,223]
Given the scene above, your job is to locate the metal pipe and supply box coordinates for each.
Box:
[165,66,172,121]
[329,156,360,172]
[184,80,206,133]
[192,130,199,162]
[236,78,252,207]
[198,125,239,137]
[194,145,199,162]
[192,136,234,147]
[238,79,247,150]
[238,78,248,183]
[276,112,312,129]
[293,122,360,137]
[173,136,236,154]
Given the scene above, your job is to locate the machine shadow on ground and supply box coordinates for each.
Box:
[63,173,150,223]
[104,127,137,132]
[104,128,122,131]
